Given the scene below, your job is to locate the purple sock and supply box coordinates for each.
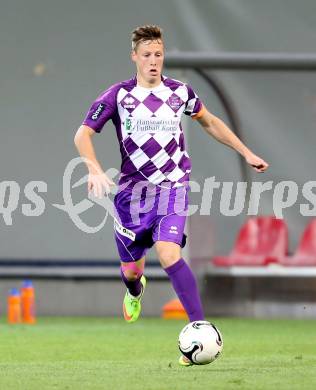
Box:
[164,258,204,322]
[120,268,142,297]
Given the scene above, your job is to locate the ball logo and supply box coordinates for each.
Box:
[91,103,105,120]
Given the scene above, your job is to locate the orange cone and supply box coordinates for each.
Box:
[162,299,188,320]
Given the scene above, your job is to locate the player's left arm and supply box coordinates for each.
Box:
[195,106,269,173]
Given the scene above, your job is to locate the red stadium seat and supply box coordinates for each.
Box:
[212,216,288,266]
[280,219,316,266]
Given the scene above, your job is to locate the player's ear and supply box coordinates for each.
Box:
[131,50,137,63]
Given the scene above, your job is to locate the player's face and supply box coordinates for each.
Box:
[131,40,164,86]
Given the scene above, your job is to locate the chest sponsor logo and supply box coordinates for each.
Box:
[125,118,132,134]
[91,103,105,120]
[124,118,180,134]
[168,96,182,110]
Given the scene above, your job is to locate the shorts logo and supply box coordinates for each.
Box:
[91,103,105,120]
[114,218,136,241]
[168,96,182,111]
[169,225,178,235]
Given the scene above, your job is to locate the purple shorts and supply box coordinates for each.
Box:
[113,183,188,262]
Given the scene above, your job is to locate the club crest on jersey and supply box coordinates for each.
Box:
[91,103,105,120]
[122,96,136,109]
[168,96,182,110]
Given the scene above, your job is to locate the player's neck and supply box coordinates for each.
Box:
[136,74,162,89]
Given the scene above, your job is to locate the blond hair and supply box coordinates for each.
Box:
[131,25,163,51]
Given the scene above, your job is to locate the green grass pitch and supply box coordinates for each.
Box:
[0,317,315,390]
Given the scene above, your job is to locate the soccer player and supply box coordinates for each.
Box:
[74,25,268,366]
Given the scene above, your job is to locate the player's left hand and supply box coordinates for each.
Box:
[245,153,269,173]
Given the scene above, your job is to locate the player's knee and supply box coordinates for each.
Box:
[122,268,140,281]
[157,249,180,268]
[121,261,144,281]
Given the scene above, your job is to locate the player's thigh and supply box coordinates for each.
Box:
[155,241,181,268]
[121,257,145,280]
[114,189,152,263]
[152,209,187,269]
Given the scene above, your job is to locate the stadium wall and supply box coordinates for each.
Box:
[1,1,316,277]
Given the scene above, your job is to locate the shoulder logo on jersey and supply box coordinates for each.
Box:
[91,103,105,120]
[168,95,183,111]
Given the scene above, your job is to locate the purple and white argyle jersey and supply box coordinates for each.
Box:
[83,75,203,187]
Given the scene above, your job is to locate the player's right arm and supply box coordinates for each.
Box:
[75,84,119,197]
[74,125,115,198]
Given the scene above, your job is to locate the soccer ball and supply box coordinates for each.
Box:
[178,321,223,365]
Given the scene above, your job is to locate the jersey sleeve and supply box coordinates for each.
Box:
[183,84,205,119]
[82,85,118,133]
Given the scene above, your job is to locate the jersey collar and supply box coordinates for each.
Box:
[133,74,166,92]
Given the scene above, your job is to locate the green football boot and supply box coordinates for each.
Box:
[178,355,193,367]
[123,275,146,323]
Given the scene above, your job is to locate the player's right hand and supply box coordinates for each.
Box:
[87,171,115,198]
